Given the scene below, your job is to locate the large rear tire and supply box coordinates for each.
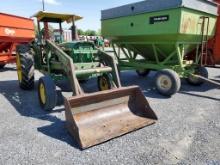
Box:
[155,69,181,96]
[0,64,6,69]
[186,67,208,86]
[97,74,112,91]
[38,76,57,111]
[16,44,35,90]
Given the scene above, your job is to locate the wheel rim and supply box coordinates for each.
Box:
[39,83,46,105]
[157,75,172,91]
[16,54,22,82]
[99,77,109,91]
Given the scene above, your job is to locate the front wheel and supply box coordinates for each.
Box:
[155,69,181,96]
[97,74,112,91]
[38,76,57,111]
[186,67,208,86]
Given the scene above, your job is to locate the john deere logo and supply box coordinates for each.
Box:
[4,28,15,36]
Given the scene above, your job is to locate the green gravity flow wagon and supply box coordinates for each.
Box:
[101,0,218,96]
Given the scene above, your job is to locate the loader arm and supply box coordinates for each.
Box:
[46,40,121,94]
[97,48,121,88]
[46,40,83,95]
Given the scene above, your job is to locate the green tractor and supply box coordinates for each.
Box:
[16,11,157,149]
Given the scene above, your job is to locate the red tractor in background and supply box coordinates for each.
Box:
[0,13,35,69]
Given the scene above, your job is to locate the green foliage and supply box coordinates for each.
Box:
[77,29,84,35]
[84,30,97,36]
[77,28,99,36]
[34,23,55,39]
[40,26,54,38]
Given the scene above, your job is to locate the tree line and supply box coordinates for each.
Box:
[34,24,101,37]
[77,29,101,36]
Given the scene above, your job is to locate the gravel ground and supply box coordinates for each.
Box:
[0,64,219,165]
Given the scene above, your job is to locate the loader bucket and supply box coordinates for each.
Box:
[64,86,157,149]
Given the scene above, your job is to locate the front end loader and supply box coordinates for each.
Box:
[16,11,157,149]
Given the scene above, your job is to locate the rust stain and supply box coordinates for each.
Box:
[181,17,196,33]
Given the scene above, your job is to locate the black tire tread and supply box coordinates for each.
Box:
[17,44,35,90]
[186,67,208,86]
[38,76,57,111]
[155,69,181,96]
[97,74,112,91]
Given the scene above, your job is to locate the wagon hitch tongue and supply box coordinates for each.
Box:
[64,86,157,149]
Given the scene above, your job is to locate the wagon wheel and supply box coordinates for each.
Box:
[97,74,112,91]
[186,67,208,86]
[16,44,35,90]
[155,69,181,96]
[136,69,150,77]
[38,76,57,111]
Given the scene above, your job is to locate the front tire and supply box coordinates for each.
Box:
[38,76,57,111]
[155,69,181,96]
[186,67,208,86]
[16,44,35,90]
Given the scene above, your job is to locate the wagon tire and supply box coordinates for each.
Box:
[187,67,208,86]
[155,69,181,96]
[136,69,150,77]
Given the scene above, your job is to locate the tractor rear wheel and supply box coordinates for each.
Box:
[0,64,6,69]
[38,76,57,111]
[97,74,112,91]
[136,69,150,77]
[186,67,208,86]
[16,44,35,90]
[155,69,181,96]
